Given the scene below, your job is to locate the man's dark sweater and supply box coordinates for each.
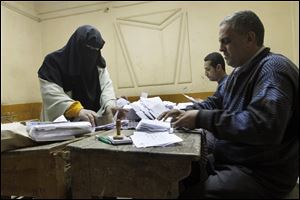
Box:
[196,48,299,194]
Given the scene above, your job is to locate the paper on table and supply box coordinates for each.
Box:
[130,131,183,148]
[140,97,169,118]
[28,121,93,142]
[130,101,153,120]
[135,119,171,133]
[123,104,141,121]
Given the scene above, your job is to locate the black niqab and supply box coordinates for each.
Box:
[38,25,106,112]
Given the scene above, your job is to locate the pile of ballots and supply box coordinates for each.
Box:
[121,96,169,121]
[135,119,172,133]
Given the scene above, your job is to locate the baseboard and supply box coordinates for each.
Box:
[1,102,42,123]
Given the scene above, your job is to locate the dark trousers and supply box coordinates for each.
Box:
[179,131,287,199]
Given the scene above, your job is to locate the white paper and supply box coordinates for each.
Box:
[140,92,148,98]
[116,98,130,108]
[28,121,93,142]
[53,115,68,122]
[128,95,169,121]
[135,119,171,132]
[130,131,183,148]
[140,97,169,118]
[130,101,152,120]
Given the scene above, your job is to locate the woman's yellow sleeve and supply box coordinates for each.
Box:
[64,101,83,118]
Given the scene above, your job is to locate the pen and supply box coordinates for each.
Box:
[95,135,112,144]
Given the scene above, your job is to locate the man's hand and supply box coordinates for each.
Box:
[157,109,185,122]
[78,109,98,127]
[172,110,199,129]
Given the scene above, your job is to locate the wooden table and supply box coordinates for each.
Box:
[68,129,201,199]
[1,133,96,199]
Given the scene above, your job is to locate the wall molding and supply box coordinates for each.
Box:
[1,1,152,22]
[115,8,192,89]
[1,1,41,22]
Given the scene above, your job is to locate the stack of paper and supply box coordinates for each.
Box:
[135,119,172,133]
[140,97,169,118]
[130,131,183,148]
[27,121,93,142]
[129,97,169,120]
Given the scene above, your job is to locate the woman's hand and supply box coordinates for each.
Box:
[78,109,98,127]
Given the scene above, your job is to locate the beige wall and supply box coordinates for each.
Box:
[1,4,42,104]
[1,1,299,104]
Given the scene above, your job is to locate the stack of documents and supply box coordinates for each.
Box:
[130,118,182,148]
[27,121,93,142]
[130,131,183,148]
[135,119,172,133]
[129,97,169,120]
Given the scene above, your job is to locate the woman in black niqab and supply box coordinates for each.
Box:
[38,25,106,112]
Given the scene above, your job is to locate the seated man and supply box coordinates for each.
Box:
[159,10,299,199]
[189,52,228,109]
